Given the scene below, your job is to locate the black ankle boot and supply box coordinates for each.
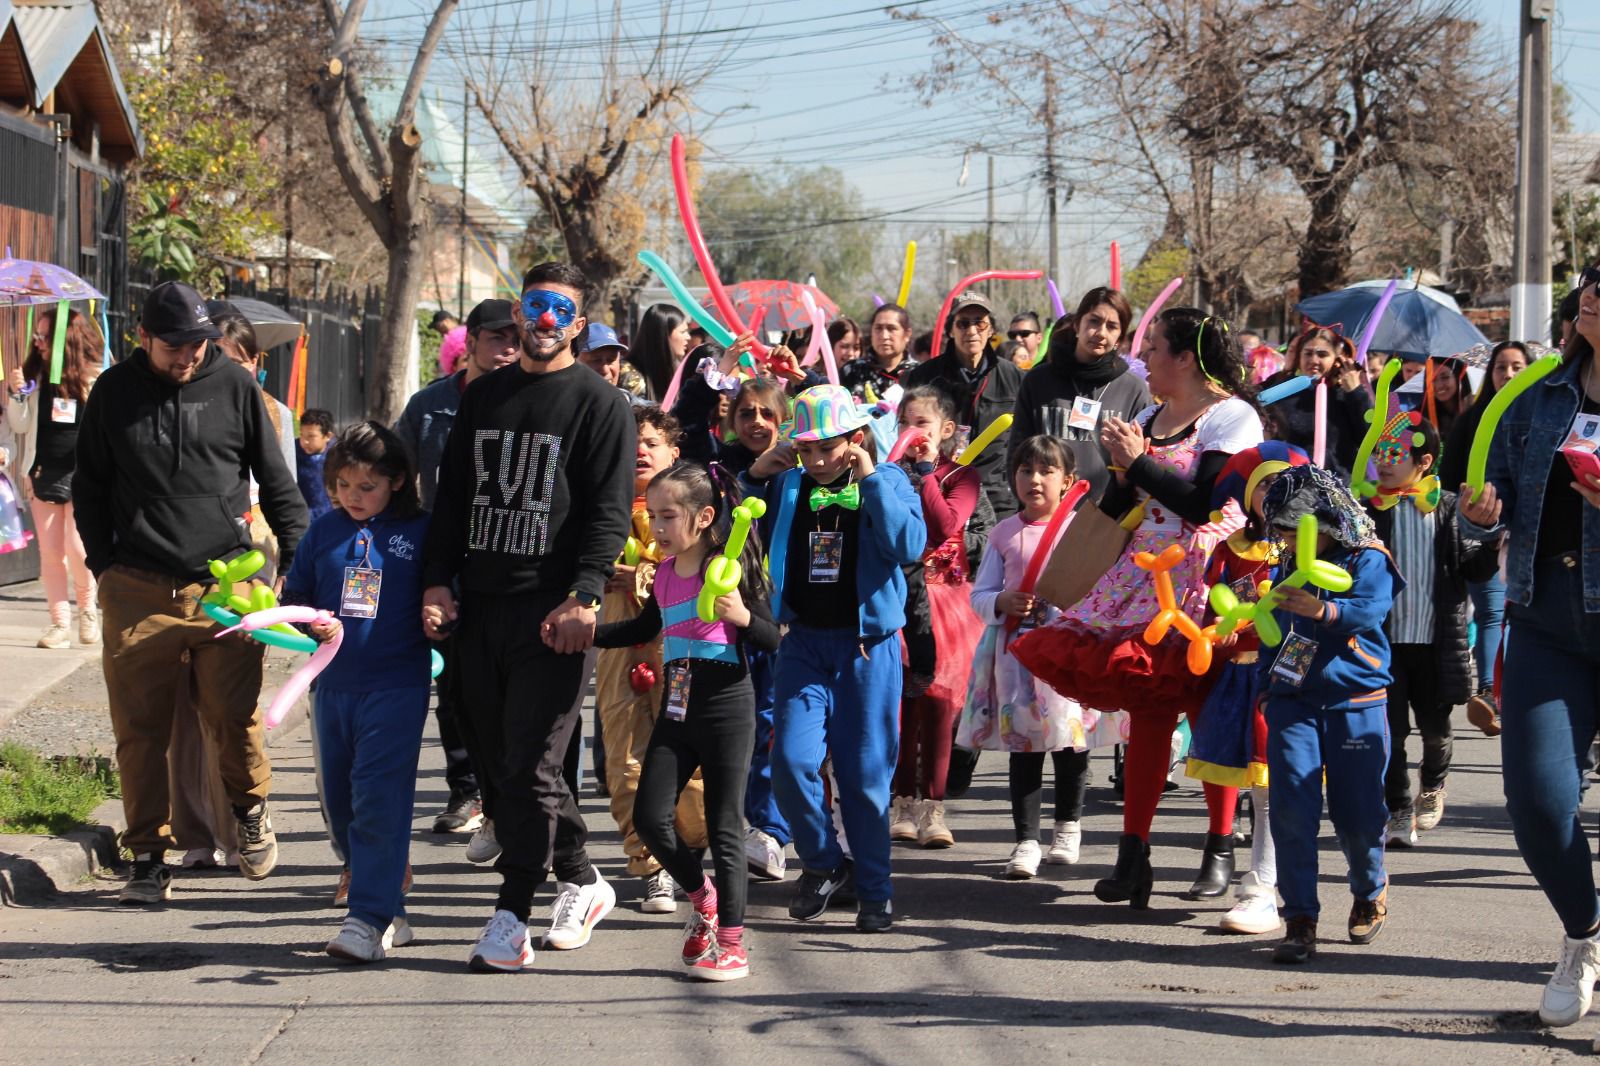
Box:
[1185,831,1236,899]
[1094,833,1153,909]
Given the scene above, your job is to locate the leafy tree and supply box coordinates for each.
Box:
[126,62,280,286]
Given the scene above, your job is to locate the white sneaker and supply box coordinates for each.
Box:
[468,909,535,973]
[1045,821,1081,865]
[1218,872,1281,935]
[466,819,500,864]
[1542,932,1600,1026]
[745,827,786,881]
[641,868,677,914]
[325,917,384,963]
[36,623,69,650]
[383,916,414,949]
[179,847,226,869]
[1385,807,1417,848]
[543,874,616,950]
[78,608,101,646]
[889,796,919,842]
[1005,839,1043,879]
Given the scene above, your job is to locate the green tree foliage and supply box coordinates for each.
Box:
[127,61,280,287]
[696,167,882,302]
[1123,245,1190,312]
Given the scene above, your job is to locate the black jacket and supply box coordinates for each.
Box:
[903,352,1023,520]
[73,346,308,581]
[1368,488,1498,704]
[1008,345,1151,503]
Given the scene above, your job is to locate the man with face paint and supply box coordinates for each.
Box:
[422,263,636,972]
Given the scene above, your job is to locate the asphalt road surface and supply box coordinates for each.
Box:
[1,706,1593,1064]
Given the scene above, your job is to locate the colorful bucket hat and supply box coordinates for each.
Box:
[788,384,873,442]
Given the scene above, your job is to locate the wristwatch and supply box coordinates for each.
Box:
[569,590,601,610]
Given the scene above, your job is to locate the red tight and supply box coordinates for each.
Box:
[893,694,958,800]
[1122,710,1237,841]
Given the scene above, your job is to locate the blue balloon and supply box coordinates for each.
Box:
[431,648,445,679]
[1258,374,1315,405]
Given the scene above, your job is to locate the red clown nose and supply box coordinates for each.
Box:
[537,310,558,329]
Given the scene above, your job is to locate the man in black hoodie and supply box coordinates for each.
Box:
[73,281,308,905]
[1008,292,1152,502]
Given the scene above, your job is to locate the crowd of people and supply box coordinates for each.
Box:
[5,261,1599,1011]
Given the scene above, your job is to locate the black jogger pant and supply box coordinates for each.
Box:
[632,669,756,929]
[1386,642,1454,811]
[1009,748,1090,841]
[455,591,593,920]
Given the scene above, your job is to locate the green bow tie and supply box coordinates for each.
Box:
[809,483,860,511]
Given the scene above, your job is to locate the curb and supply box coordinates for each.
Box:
[0,686,308,906]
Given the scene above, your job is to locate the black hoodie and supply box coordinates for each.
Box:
[73,346,308,580]
[1008,329,1151,503]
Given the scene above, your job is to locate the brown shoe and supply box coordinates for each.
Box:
[1272,916,1317,964]
[1466,688,1502,737]
[1349,889,1388,944]
[234,801,279,881]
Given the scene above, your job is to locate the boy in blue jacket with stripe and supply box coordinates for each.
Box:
[1255,465,1403,965]
[741,385,926,933]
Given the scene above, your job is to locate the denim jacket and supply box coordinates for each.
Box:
[1458,354,1600,612]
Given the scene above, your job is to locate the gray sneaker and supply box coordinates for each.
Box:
[234,801,279,880]
[641,868,677,914]
[119,856,173,905]
[36,623,70,650]
[1415,788,1446,832]
[1385,806,1417,848]
[78,608,101,646]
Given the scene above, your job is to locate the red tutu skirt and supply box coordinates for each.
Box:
[1011,622,1219,721]
[926,577,983,706]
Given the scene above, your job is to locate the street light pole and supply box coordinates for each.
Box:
[1510,0,1554,343]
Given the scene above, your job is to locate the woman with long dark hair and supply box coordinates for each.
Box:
[5,307,103,647]
[627,303,691,402]
[1258,326,1372,479]
[1459,263,1600,1030]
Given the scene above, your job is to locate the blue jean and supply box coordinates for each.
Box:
[772,626,901,902]
[744,649,791,846]
[1469,573,1506,691]
[314,685,430,931]
[1266,695,1389,922]
[1502,554,1600,939]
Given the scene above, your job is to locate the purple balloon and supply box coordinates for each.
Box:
[1047,278,1066,320]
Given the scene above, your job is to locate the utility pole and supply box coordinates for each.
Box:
[1510,0,1554,342]
[457,91,469,316]
[1043,58,1059,287]
[985,155,995,276]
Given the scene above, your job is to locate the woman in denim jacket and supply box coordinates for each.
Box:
[1460,263,1600,1032]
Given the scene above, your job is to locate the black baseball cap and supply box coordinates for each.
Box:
[430,309,459,329]
[466,299,515,333]
[142,281,222,344]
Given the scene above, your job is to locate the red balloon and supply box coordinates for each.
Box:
[670,133,770,361]
[1008,479,1091,633]
[931,270,1045,364]
[629,661,657,693]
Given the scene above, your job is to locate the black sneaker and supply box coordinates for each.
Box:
[788,862,854,921]
[1272,916,1317,964]
[856,899,893,933]
[119,856,173,905]
[432,792,484,834]
[233,801,278,881]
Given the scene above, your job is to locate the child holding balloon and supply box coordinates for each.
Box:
[279,421,433,964]
[1255,464,1402,965]
[889,386,984,848]
[591,462,779,981]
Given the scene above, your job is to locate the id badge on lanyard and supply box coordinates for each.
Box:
[665,663,691,721]
[340,528,382,619]
[1270,632,1320,688]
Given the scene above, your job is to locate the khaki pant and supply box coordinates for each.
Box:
[101,565,272,855]
[596,586,707,876]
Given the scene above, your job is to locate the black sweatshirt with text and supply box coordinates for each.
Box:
[421,360,635,602]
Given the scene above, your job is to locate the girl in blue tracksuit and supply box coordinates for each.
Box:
[741,384,926,932]
[281,421,433,964]
[1255,464,1403,966]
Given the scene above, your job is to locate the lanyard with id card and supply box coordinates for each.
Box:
[340,528,383,619]
[1270,631,1320,688]
[1067,394,1102,433]
[50,396,78,424]
[665,663,692,721]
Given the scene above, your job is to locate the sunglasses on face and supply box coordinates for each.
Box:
[1008,329,1039,340]
[521,289,578,329]
[954,317,990,332]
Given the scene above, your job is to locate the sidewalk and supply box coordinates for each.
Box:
[0,580,101,734]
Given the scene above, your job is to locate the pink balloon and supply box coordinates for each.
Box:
[801,287,840,386]
[659,352,693,413]
[217,606,344,730]
[887,427,928,463]
[1313,379,1329,467]
[1129,276,1185,363]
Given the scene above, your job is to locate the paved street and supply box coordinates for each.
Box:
[0,674,1593,1064]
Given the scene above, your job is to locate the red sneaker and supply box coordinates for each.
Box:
[687,941,749,982]
[682,907,718,963]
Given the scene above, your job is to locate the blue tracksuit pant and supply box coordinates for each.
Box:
[744,648,791,846]
[772,626,901,902]
[313,685,430,932]
[1265,695,1390,922]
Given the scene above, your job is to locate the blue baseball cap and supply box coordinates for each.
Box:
[582,323,626,354]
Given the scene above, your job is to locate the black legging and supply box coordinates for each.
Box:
[633,667,756,929]
[1009,749,1089,841]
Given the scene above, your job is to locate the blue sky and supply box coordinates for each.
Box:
[367,0,1600,292]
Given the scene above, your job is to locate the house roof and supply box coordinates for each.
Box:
[0,0,142,163]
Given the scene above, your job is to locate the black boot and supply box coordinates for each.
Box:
[1094,833,1153,909]
[1185,831,1235,899]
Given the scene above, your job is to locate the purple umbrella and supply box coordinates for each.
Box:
[0,249,104,307]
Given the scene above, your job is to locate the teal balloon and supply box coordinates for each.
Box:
[431,649,445,679]
[637,250,738,347]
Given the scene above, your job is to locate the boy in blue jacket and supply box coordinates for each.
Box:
[1255,465,1403,965]
[742,385,926,932]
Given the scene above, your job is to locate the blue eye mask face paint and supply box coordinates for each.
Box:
[522,289,578,331]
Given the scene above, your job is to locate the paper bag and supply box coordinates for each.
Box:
[1033,501,1131,612]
